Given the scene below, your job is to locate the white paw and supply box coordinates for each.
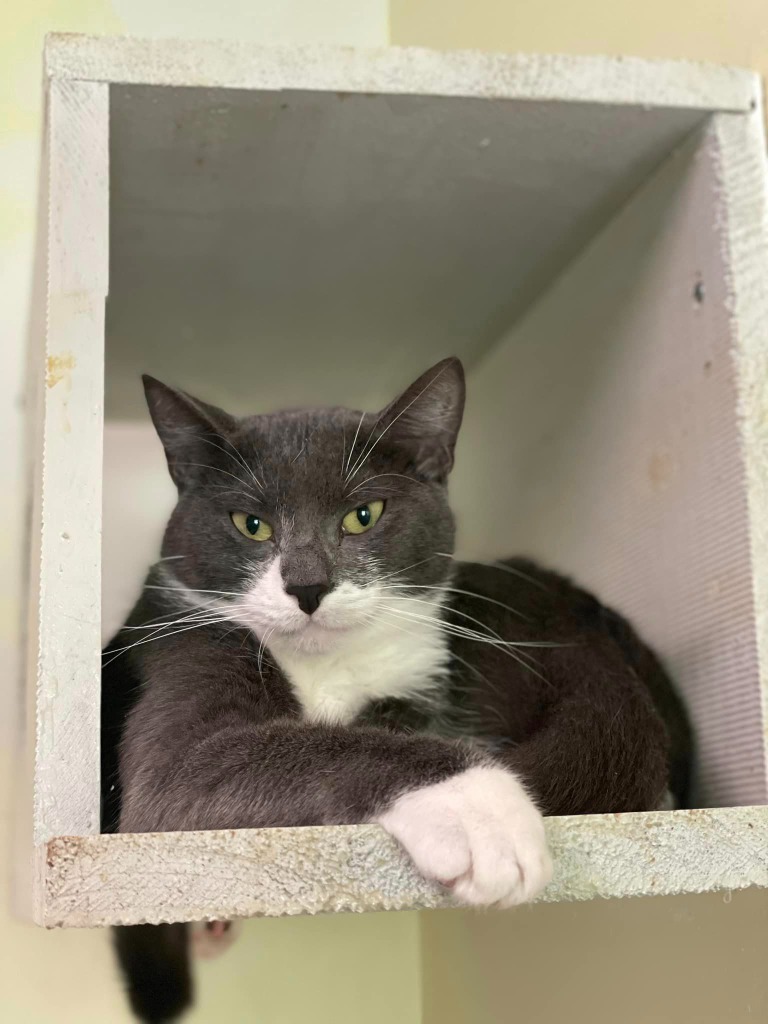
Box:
[376,766,552,908]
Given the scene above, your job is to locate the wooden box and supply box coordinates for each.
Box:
[25,34,768,926]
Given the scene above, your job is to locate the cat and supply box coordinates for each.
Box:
[102,357,691,1022]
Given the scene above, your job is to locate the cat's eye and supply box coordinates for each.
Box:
[231,511,274,542]
[342,500,384,536]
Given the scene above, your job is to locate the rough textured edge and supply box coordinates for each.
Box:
[43,34,757,112]
[40,809,768,927]
[713,104,768,787]
[34,79,108,844]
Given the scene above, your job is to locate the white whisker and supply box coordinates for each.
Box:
[344,411,367,475]
[364,554,440,586]
[144,584,242,598]
[291,441,307,465]
[102,616,232,666]
[176,461,262,497]
[377,605,552,684]
[192,434,265,492]
[380,582,530,621]
[346,473,422,497]
[257,626,276,683]
[435,552,550,591]
[346,363,450,483]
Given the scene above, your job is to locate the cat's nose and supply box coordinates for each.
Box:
[286,583,329,616]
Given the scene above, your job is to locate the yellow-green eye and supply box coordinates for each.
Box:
[342,500,384,536]
[231,511,274,542]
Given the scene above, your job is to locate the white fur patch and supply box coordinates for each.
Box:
[163,558,451,723]
[271,576,450,722]
[377,766,552,907]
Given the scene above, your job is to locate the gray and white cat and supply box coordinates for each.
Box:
[103,358,691,1021]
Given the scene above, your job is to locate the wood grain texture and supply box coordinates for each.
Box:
[40,808,768,927]
[44,34,757,111]
[34,79,108,844]
[713,105,768,799]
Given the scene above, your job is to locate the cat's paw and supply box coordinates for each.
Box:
[376,766,552,908]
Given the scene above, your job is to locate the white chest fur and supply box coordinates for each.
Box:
[268,599,451,724]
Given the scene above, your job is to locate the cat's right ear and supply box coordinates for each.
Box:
[142,375,237,490]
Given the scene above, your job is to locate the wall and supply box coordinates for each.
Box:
[390,4,768,1023]
[1,5,422,1024]
[391,0,768,76]
[421,890,767,1024]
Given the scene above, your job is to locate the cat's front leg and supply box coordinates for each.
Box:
[120,707,551,906]
[377,765,551,908]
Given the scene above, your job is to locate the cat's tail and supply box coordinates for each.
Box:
[113,923,193,1023]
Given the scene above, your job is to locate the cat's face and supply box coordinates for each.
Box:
[145,359,465,653]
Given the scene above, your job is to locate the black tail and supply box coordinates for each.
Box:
[113,923,193,1022]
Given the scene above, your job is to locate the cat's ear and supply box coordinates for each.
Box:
[142,375,238,490]
[376,357,465,482]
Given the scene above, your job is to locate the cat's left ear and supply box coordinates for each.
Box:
[376,357,465,483]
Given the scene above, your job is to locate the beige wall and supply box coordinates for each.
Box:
[391,4,768,1023]
[391,0,768,75]
[421,890,768,1024]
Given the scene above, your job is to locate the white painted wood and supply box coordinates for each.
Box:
[38,808,768,927]
[713,104,768,804]
[27,35,768,925]
[452,121,768,809]
[44,35,757,112]
[105,85,708,419]
[33,79,108,844]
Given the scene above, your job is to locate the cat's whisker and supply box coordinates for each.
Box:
[120,614,217,631]
[451,651,492,687]
[363,554,440,587]
[189,433,265,493]
[345,363,450,483]
[346,473,422,497]
[376,595,532,658]
[215,623,246,646]
[175,461,262,499]
[376,605,552,683]
[291,442,307,465]
[102,616,232,666]
[434,552,551,592]
[448,651,515,712]
[156,554,186,562]
[202,483,267,509]
[119,600,225,631]
[144,584,242,598]
[379,582,531,622]
[375,602,504,644]
[256,626,275,683]
[344,411,367,476]
[376,592,511,645]
[113,601,226,642]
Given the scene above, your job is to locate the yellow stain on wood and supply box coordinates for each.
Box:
[46,353,75,389]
